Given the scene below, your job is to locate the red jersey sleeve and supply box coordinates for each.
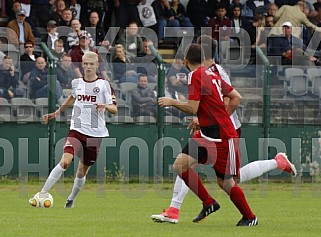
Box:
[188,70,201,101]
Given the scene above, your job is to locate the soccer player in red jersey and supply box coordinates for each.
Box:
[152,36,296,225]
[158,43,257,226]
[29,52,117,208]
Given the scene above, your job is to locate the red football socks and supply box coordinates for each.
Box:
[230,185,255,219]
[180,169,214,206]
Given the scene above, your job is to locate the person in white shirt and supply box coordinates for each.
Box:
[42,20,59,50]
[29,51,117,208]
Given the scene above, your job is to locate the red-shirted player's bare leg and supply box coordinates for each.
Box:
[172,153,220,222]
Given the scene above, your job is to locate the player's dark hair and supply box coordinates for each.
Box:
[196,35,216,60]
[184,43,204,65]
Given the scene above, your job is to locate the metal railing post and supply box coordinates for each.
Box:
[41,42,57,172]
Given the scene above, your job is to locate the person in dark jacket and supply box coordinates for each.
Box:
[29,57,63,100]
[268,21,317,66]
[131,74,157,117]
[0,56,18,100]
[20,41,40,79]
[56,53,76,89]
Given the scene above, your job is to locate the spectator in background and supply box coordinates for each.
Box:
[50,0,66,25]
[131,74,157,117]
[50,39,66,62]
[6,9,35,47]
[79,0,107,27]
[67,19,95,49]
[208,4,231,42]
[7,1,23,21]
[268,21,317,66]
[115,0,141,29]
[58,8,73,27]
[87,11,109,47]
[207,3,231,62]
[29,0,53,28]
[265,14,274,28]
[270,1,321,38]
[208,0,230,18]
[112,44,137,83]
[56,53,76,89]
[171,0,193,27]
[20,41,40,79]
[244,14,265,63]
[118,21,144,57]
[134,39,158,83]
[186,0,209,31]
[230,4,250,44]
[42,20,59,50]
[70,31,109,80]
[152,0,180,43]
[55,8,74,52]
[166,53,188,100]
[7,0,39,38]
[6,1,42,38]
[257,14,274,50]
[267,3,278,16]
[132,74,181,118]
[29,56,63,100]
[0,56,18,100]
[246,0,270,16]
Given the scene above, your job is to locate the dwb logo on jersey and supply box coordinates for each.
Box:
[77,95,97,102]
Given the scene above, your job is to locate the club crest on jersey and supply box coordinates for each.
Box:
[93,87,100,93]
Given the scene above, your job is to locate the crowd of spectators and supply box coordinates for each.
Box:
[2,0,321,120]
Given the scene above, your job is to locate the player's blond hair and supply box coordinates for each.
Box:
[82,51,99,62]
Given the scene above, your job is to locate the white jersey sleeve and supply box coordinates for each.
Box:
[215,65,241,130]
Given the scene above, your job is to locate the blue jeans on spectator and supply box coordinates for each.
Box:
[157,18,180,40]
[35,81,63,102]
[180,17,193,27]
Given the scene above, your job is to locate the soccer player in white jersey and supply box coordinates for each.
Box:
[29,51,117,208]
[151,35,297,224]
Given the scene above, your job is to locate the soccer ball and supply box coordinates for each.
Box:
[30,192,54,208]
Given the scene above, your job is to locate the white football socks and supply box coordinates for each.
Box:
[240,159,277,183]
[67,176,86,201]
[41,164,66,192]
[169,159,278,211]
[169,176,189,209]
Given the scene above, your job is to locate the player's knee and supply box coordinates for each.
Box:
[60,161,70,169]
[60,154,73,169]
[173,159,188,174]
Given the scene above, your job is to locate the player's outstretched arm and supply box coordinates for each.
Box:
[43,95,76,124]
[158,97,199,114]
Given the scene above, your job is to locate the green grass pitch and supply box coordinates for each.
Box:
[1,182,321,237]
